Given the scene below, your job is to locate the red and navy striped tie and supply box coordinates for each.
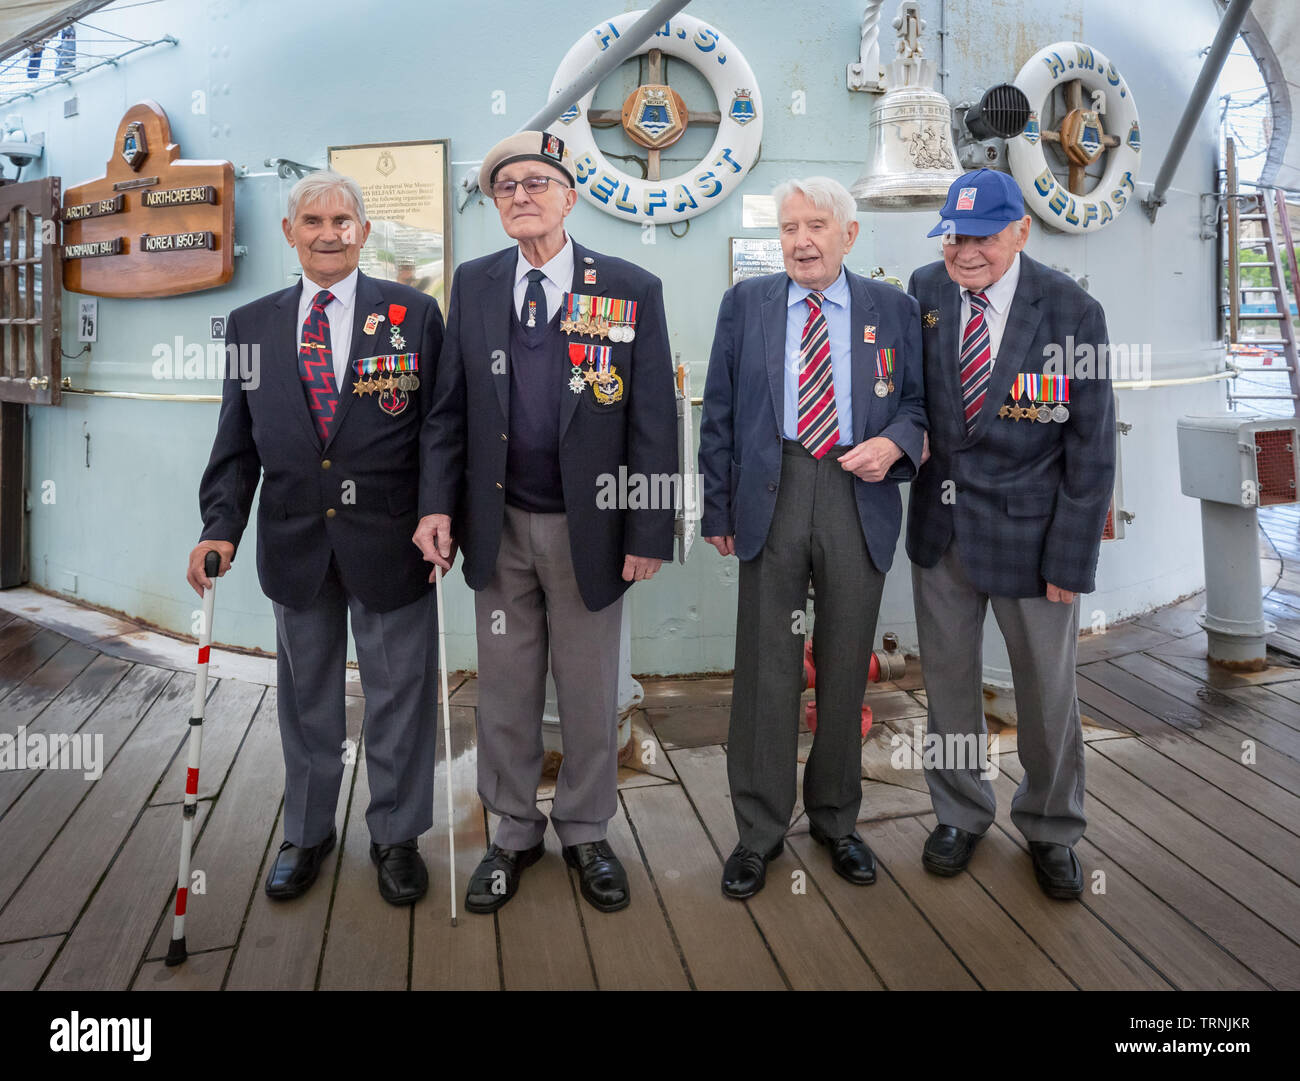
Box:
[797,291,840,458]
[299,289,337,442]
[960,290,992,434]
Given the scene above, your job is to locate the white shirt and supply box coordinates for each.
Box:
[959,252,1021,360]
[297,268,357,387]
[513,234,574,325]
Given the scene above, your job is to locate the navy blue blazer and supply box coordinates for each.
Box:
[198,272,444,612]
[420,240,677,613]
[905,254,1115,596]
[698,269,927,569]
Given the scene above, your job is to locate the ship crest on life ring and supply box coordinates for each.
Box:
[548,11,763,224]
[1006,42,1141,234]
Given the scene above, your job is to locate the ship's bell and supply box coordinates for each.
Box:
[852,16,961,210]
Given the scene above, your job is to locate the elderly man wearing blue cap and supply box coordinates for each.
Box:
[906,169,1115,899]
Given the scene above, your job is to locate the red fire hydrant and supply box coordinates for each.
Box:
[804,632,904,737]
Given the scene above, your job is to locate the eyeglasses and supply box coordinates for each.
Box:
[491,176,569,199]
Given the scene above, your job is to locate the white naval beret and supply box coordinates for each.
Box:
[480,130,575,188]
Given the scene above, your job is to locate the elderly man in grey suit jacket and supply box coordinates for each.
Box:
[699,176,926,900]
[907,169,1115,899]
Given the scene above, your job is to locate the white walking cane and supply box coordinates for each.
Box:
[435,564,458,927]
[166,549,220,966]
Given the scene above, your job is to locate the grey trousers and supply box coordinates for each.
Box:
[474,505,623,850]
[912,541,1087,845]
[272,561,437,847]
[728,441,886,852]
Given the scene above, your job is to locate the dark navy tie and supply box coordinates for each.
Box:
[299,289,337,442]
[522,268,546,327]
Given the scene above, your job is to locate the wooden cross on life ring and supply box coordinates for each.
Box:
[585,49,721,181]
[1039,78,1121,195]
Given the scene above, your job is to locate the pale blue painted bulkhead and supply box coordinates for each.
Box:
[23,0,1226,672]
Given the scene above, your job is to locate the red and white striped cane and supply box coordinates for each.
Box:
[165,549,221,967]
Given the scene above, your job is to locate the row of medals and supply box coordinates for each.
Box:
[999,399,1070,423]
[560,315,636,342]
[353,372,420,396]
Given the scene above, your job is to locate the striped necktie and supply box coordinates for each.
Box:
[797,291,839,458]
[960,290,992,434]
[299,289,337,443]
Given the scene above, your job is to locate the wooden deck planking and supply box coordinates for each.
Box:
[0,629,73,703]
[578,795,692,990]
[0,639,98,735]
[491,808,595,991]
[150,681,265,804]
[1082,745,1300,940]
[0,617,41,667]
[317,739,411,991]
[1021,752,1300,988]
[858,815,1074,990]
[1078,664,1300,797]
[134,947,234,991]
[0,663,169,913]
[784,832,980,989]
[987,761,1267,990]
[669,744,884,990]
[1089,736,1300,882]
[1109,650,1300,745]
[922,812,1171,990]
[0,935,64,991]
[40,802,210,991]
[222,697,363,991]
[412,705,498,991]
[145,689,284,958]
[0,653,135,820]
[0,670,198,941]
[1077,670,1300,831]
[621,782,786,990]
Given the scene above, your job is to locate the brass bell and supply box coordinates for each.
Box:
[851,1,962,211]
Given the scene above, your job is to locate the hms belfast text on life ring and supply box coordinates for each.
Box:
[1007,42,1142,234]
[548,11,763,224]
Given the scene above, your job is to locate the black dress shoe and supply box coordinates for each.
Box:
[265,827,336,899]
[562,840,630,912]
[721,840,784,900]
[370,838,428,905]
[809,824,876,885]
[922,824,981,877]
[464,840,546,914]
[1029,842,1083,899]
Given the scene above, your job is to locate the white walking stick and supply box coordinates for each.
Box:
[435,564,458,926]
[166,549,220,966]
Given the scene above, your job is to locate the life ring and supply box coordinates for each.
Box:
[547,11,763,224]
[1006,42,1141,234]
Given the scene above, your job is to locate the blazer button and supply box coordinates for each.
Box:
[326,508,337,518]
[495,482,503,489]
[321,459,331,470]
[767,482,777,492]
[500,433,508,441]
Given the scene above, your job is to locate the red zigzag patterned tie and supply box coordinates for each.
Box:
[960,290,992,434]
[796,291,840,458]
[299,288,338,442]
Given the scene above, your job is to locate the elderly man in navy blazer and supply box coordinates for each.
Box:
[907,169,1115,899]
[187,170,444,906]
[699,176,926,899]
[415,131,676,916]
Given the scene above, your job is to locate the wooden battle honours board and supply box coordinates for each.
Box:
[61,101,234,298]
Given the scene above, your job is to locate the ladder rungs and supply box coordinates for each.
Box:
[1240,213,1270,220]
[1229,393,1299,400]
[1241,338,1291,344]
[1240,261,1273,267]
[1234,365,1295,373]
[1239,312,1292,319]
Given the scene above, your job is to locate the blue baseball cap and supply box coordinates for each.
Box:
[926,169,1025,238]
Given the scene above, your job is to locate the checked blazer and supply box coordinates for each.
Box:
[905,254,1115,596]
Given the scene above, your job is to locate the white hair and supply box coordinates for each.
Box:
[773,176,857,228]
[286,170,367,225]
